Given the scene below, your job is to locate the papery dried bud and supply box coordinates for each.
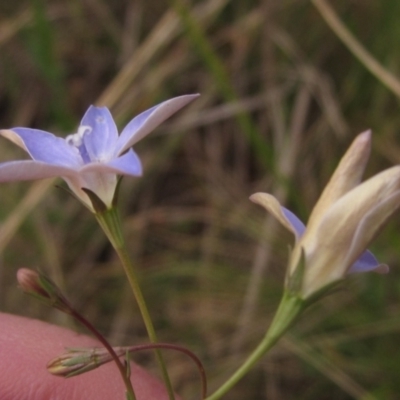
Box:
[48,347,126,378]
[17,268,71,313]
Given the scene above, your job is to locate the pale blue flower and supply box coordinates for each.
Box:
[0,94,199,210]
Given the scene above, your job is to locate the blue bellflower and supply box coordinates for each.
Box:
[0,94,199,211]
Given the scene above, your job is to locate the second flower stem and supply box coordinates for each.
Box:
[205,292,305,400]
[96,207,175,400]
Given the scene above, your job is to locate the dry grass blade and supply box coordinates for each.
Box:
[97,0,228,109]
[312,0,400,99]
[232,85,312,354]
[283,336,378,400]
[0,179,55,254]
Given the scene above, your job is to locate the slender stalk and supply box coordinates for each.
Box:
[70,309,136,400]
[96,207,176,400]
[205,292,304,400]
[17,267,136,399]
[128,343,207,400]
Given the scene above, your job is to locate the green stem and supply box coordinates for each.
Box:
[95,207,176,400]
[205,292,305,400]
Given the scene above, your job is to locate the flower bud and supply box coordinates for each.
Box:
[17,268,71,313]
[48,347,126,377]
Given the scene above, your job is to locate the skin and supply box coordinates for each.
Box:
[0,312,171,400]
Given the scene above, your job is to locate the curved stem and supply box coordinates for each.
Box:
[70,309,136,400]
[18,267,136,399]
[126,343,207,400]
[205,293,304,400]
[96,207,175,400]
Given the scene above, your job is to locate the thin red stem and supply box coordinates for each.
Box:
[127,343,207,400]
[70,309,136,399]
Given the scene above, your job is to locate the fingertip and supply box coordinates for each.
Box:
[0,313,170,400]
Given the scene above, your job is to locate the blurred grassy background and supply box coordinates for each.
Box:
[1,0,400,399]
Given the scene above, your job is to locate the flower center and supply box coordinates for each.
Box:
[65,125,92,147]
[66,125,92,163]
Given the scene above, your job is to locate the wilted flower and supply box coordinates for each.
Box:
[0,95,198,211]
[251,131,400,299]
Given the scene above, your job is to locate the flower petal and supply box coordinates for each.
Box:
[99,149,143,176]
[63,173,117,210]
[0,129,29,151]
[80,106,119,161]
[115,94,199,155]
[1,128,82,167]
[372,264,390,274]
[296,166,400,297]
[0,160,78,181]
[307,131,371,235]
[105,149,142,176]
[308,166,400,256]
[80,149,142,176]
[250,193,305,240]
[348,250,384,274]
[345,190,400,272]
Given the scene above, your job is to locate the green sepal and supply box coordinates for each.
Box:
[286,247,306,296]
[38,273,71,313]
[94,206,124,249]
[82,188,108,214]
[303,279,345,308]
[20,269,72,314]
[112,177,123,208]
[124,349,132,380]
[55,184,75,198]
[64,362,100,378]
[55,184,93,212]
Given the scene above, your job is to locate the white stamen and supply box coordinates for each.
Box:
[66,125,92,147]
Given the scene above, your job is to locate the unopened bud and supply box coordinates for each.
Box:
[48,347,126,377]
[17,268,71,313]
[17,268,48,297]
